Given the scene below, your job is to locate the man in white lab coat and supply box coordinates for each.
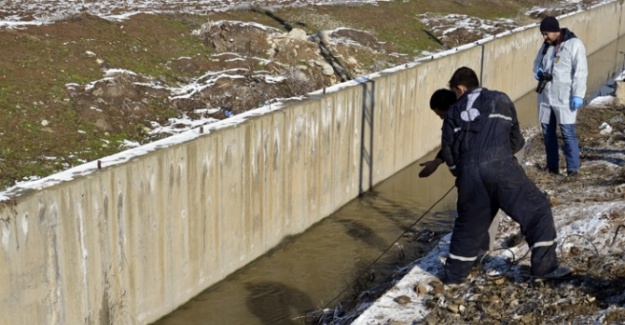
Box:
[533,16,588,177]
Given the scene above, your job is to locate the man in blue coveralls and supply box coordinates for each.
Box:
[439,67,565,284]
[421,88,498,252]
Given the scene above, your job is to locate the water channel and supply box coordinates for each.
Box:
[152,35,625,325]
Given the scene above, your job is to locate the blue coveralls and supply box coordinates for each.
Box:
[440,88,558,284]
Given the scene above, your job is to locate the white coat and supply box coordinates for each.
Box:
[532,28,588,125]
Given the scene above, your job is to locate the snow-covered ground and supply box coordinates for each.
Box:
[0,0,381,28]
[351,189,625,324]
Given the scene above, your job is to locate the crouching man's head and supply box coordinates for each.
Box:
[429,88,457,119]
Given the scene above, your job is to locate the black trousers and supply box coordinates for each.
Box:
[445,156,558,283]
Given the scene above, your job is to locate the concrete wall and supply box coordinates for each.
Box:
[480,25,540,100]
[0,3,623,325]
[561,1,621,54]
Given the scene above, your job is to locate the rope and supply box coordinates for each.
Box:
[319,185,455,310]
[478,225,625,282]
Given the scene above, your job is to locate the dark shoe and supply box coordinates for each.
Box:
[439,272,465,287]
[534,265,572,282]
[567,171,579,178]
[548,168,559,175]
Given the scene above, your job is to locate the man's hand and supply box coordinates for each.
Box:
[570,96,583,111]
[419,158,444,178]
[534,68,544,81]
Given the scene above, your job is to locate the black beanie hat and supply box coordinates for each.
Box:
[540,16,560,32]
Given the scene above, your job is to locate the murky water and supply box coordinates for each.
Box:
[151,36,625,325]
[152,147,458,325]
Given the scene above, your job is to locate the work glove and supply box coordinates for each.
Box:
[534,68,543,80]
[570,96,583,111]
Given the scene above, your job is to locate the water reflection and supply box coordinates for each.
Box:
[336,218,389,249]
[245,281,314,325]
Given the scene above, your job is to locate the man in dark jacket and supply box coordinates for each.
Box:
[440,67,561,284]
[421,88,498,252]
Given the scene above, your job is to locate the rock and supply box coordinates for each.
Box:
[287,28,308,41]
[425,312,438,325]
[289,67,309,83]
[95,118,112,131]
[317,30,330,46]
[429,279,444,294]
[446,303,459,313]
[599,122,613,135]
[521,314,534,324]
[424,297,437,309]
[415,282,429,296]
[387,321,405,325]
[393,295,411,305]
[465,293,480,302]
[320,62,334,76]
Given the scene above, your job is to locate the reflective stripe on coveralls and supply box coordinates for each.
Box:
[447,239,557,262]
[531,239,556,250]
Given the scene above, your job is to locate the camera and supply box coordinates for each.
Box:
[535,71,553,94]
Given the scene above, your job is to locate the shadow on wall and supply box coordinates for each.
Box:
[359,78,375,193]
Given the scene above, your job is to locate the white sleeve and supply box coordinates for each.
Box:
[571,39,588,99]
